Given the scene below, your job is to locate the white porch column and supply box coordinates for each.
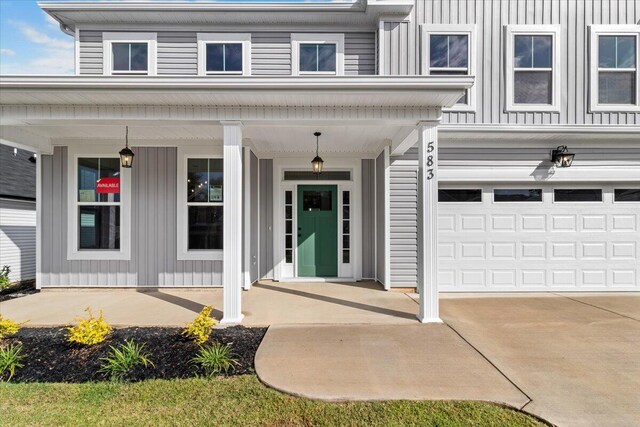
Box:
[221,121,244,324]
[417,121,442,323]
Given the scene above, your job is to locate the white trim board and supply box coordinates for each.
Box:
[291,33,345,76]
[102,32,157,76]
[196,33,251,76]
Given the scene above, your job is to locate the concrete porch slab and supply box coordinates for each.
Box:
[255,323,530,407]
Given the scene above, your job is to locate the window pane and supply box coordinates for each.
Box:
[448,35,468,68]
[343,250,350,264]
[303,191,332,211]
[514,35,533,68]
[494,189,542,202]
[187,159,209,202]
[206,44,224,72]
[456,90,468,105]
[343,205,350,220]
[342,235,350,249]
[533,36,552,68]
[79,206,120,250]
[285,190,292,205]
[342,191,350,205]
[430,35,448,68]
[285,250,293,263]
[616,36,636,68]
[317,44,336,72]
[599,71,636,104]
[599,36,617,68]
[78,158,120,203]
[614,189,640,202]
[300,44,318,72]
[208,159,223,202]
[554,189,602,202]
[286,221,292,234]
[78,158,99,202]
[514,71,552,104]
[129,43,148,71]
[225,43,243,72]
[438,189,482,202]
[112,43,130,71]
[98,158,120,203]
[188,206,223,250]
[343,220,350,234]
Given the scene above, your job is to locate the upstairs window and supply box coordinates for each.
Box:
[205,43,243,74]
[292,34,344,76]
[300,43,337,73]
[590,26,640,112]
[112,43,148,74]
[197,33,251,76]
[505,26,560,111]
[421,25,476,111]
[103,33,156,76]
[598,35,637,104]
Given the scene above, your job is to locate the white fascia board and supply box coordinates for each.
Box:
[439,124,640,135]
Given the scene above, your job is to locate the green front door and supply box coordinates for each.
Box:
[297,185,338,277]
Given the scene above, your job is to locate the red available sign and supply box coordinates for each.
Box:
[96,177,120,194]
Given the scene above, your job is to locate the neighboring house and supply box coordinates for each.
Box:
[0,143,37,283]
[0,0,638,323]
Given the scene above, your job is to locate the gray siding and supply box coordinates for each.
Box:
[375,151,386,284]
[40,146,222,287]
[345,32,376,75]
[389,147,418,287]
[361,159,375,278]
[157,32,197,75]
[382,0,640,125]
[78,30,103,75]
[259,159,274,279]
[249,151,259,282]
[252,32,292,75]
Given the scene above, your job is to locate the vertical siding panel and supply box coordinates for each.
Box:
[375,152,386,283]
[259,159,273,279]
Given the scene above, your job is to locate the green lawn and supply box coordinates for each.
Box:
[0,375,544,427]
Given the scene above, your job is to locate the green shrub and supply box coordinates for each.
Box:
[99,339,154,381]
[0,344,25,382]
[0,265,10,289]
[182,306,216,345]
[192,343,238,377]
[67,307,112,346]
[0,314,23,340]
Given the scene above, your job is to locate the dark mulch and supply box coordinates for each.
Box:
[2,326,267,383]
[0,280,38,302]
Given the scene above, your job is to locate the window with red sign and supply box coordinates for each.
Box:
[77,157,121,250]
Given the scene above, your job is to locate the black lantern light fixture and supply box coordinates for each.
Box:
[119,126,135,168]
[551,145,575,168]
[311,131,324,175]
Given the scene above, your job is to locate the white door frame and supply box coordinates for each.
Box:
[272,157,362,282]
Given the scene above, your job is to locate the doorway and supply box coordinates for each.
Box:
[297,185,338,277]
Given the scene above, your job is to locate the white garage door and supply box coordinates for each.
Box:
[438,185,640,291]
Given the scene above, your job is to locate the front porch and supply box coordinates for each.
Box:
[0,281,418,326]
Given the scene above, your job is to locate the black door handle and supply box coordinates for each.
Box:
[298,227,302,231]
[298,234,301,238]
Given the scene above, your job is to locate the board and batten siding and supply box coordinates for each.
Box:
[79,31,376,76]
[258,159,274,279]
[40,146,222,287]
[249,151,259,283]
[361,159,376,278]
[0,199,36,282]
[381,0,640,125]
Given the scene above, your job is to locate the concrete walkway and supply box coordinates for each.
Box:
[0,281,418,326]
[255,323,529,406]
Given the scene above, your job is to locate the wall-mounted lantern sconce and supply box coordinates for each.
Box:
[311,131,324,175]
[551,145,575,168]
[119,126,135,168]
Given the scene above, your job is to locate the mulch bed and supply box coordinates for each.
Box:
[2,326,267,383]
[0,280,38,302]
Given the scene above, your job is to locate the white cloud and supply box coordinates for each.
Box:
[11,20,74,50]
[44,13,60,31]
[0,48,16,56]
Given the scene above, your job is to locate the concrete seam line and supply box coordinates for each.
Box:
[445,323,533,408]
[552,293,640,323]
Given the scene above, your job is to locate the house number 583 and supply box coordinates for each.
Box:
[426,141,435,180]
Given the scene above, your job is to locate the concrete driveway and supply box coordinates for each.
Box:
[440,293,640,427]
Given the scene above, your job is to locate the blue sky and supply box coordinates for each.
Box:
[0,0,337,75]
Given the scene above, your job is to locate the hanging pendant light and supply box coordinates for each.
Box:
[311,131,324,175]
[119,126,135,168]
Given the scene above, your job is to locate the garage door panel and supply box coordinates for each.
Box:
[439,185,639,291]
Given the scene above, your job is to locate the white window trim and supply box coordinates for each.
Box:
[420,24,477,112]
[589,25,640,113]
[505,25,561,112]
[176,146,224,261]
[197,33,251,76]
[103,32,157,76]
[67,146,131,261]
[291,33,344,76]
